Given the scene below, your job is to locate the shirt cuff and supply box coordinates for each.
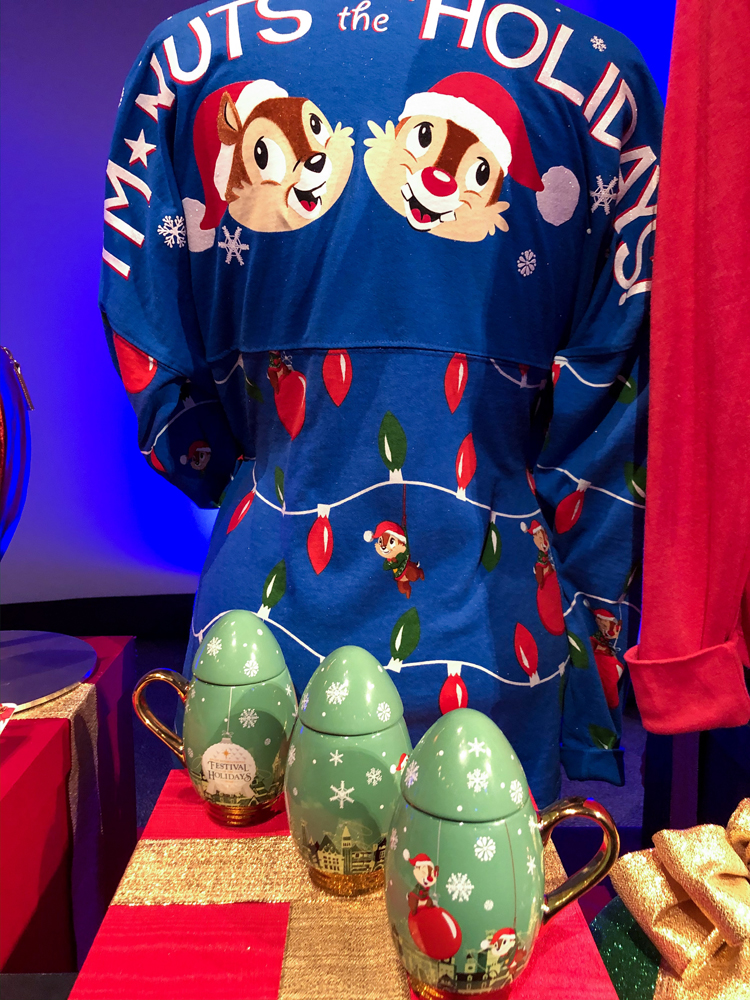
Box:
[625,637,750,734]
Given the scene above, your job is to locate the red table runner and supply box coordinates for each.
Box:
[72,770,617,1000]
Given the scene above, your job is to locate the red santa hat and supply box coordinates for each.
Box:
[363,521,406,544]
[193,79,288,231]
[180,440,210,465]
[408,853,434,867]
[490,928,516,946]
[593,608,618,621]
[520,520,544,535]
[399,73,543,191]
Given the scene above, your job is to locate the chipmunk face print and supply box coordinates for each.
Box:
[194,80,354,234]
[364,72,543,243]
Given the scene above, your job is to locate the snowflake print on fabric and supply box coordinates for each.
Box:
[287,744,296,766]
[377,702,391,723]
[158,215,186,248]
[329,780,354,809]
[244,656,259,677]
[467,738,487,757]
[329,750,344,766]
[591,35,607,51]
[390,828,398,850]
[527,852,537,876]
[366,767,383,786]
[467,768,490,793]
[484,899,494,911]
[517,250,537,277]
[510,779,524,805]
[590,175,619,215]
[404,759,419,788]
[326,681,349,705]
[218,226,249,265]
[240,708,258,728]
[206,637,222,657]
[474,836,496,862]
[301,693,309,711]
[446,872,474,902]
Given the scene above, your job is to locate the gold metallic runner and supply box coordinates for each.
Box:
[113,835,567,907]
[112,835,569,999]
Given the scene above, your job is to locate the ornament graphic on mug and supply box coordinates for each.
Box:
[133,610,296,826]
[285,645,411,896]
[385,708,619,997]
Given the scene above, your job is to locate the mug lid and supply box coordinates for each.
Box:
[298,645,404,736]
[192,610,286,685]
[402,708,531,822]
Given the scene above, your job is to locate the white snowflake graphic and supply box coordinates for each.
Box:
[301,692,309,711]
[329,750,344,767]
[467,738,487,757]
[467,768,490,793]
[240,708,258,728]
[366,767,382,786]
[484,899,494,911]
[377,702,391,723]
[186,747,194,759]
[190,687,196,699]
[446,872,474,902]
[329,780,354,809]
[510,780,524,805]
[474,836,496,862]
[590,175,619,215]
[218,225,249,265]
[517,249,537,277]
[206,637,222,658]
[326,681,349,705]
[404,759,419,788]
[285,684,293,697]
[157,215,186,248]
[243,656,259,677]
[527,852,537,876]
[529,813,540,836]
[591,35,607,51]
[287,745,296,767]
[390,828,398,850]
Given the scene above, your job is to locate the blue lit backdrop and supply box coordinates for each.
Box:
[0,0,675,604]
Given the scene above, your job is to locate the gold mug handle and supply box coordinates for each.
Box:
[132,669,190,765]
[538,796,620,922]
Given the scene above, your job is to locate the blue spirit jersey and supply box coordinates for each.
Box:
[101,0,661,806]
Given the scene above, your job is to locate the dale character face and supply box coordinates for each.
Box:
[218,94,354,232]
[364,114,510,243]
[413,861,437,888]
[596,615,621,640]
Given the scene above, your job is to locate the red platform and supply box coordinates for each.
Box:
[72,770,617,1000]
[0,636,137,971]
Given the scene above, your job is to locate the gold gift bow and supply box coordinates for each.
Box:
[609,798,750,1000]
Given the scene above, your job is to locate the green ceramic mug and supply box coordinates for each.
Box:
[385,708,619,997]
[133,610,297,826]
[285,646,412,896]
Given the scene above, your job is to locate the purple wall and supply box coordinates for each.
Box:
[0,0,673,604]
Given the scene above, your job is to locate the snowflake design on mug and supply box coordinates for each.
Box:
[206,637,222,657]
[474,836,496,862]
[239,708,258,728]
[446,872,474,902]
[404,759,419,788]
[376,702,391,723]
[244,655,259,677]
[510,779,524,805]
[467,768,490,793]
[326,681,349,705]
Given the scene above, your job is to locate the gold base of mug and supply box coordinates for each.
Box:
[308,865,384,897]
[410,976,511,1000]
[204,792,285,828]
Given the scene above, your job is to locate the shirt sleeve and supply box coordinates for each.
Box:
[532,44,662,784]
[100,36,239,508]
[623,0,750,734]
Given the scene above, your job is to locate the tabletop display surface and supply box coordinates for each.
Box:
[70,770,618,1000]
